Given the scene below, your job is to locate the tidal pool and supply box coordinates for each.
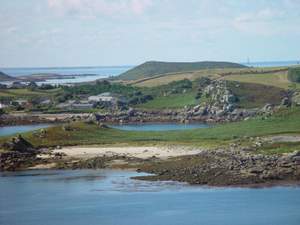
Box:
[110,123,210,131]
[0,124,51,137]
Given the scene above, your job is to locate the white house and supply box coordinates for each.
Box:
[88,92,118,103]
[0,103,8,109]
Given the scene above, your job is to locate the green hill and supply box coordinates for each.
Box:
[0,71,14,81]
[117,61,247,81]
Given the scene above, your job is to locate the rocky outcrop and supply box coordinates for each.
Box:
[292,91,300,106]
[137,149,300,186]
[2,135,36,153]
[0,136,38,171]
[0,114,53,126]
[194,80,240,118]
[0,151,38,171]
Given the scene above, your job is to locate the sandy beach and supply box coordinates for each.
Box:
[53,145,203,160]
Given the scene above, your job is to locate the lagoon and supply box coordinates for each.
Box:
[0,124,51,137]
[110,123,210,131]
[0,169,300,225]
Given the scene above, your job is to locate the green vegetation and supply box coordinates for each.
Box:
[138,79,197,109]
[228,82,286,108]
[257,142,300,155]
[138,78,285,109]
[288,67,300,83]
[222,71,300,89]
[61,80,152,105]
[117,61,247,81]
[0,88,61,98]
[62,80,137,96]
[1,108,300,154]
[138,92,197,109]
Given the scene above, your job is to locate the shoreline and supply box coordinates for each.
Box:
[1,144,299,188]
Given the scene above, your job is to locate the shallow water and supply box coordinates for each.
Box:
[0,124,51,137]
[110,123,210,131]
[0,66,132,85]
[0,66,132,77]
[0,170,300,225]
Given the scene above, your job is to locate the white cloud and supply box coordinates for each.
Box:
[47,0,153,18]
[232,8,287,36]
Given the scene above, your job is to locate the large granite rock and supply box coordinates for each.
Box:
[2,135,36,153]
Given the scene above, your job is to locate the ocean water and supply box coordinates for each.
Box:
[110,123,210,131]
[0,66,132,85]
[0,124,51,137]
[0,170,300,225]
[243,60,300,68]
[0,66,133,77]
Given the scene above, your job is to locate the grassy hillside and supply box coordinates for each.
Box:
[138,92,197,109]
[222,71,298,89]
[228,82,287,108]
[128,66,293,90]
[135,78,285,109]
[0,88,62,99]
[0,71,14,81]
[117,61,247,81]
[288,67,300,83]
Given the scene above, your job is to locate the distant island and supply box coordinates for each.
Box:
[0,71,14,81]
[117,61,247,80]
[0,72,99,83]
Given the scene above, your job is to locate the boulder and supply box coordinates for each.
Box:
[1,135,36,153]
[281,97,290,106]
[292,92,300,106]
[262,103,274,112]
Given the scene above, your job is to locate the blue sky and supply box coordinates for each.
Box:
[0,0,299,67]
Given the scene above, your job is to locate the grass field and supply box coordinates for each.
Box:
[0,88,61,99]
[222,71,300,89]
[131,69,222,87]
[1,107,300,154]
[127,67,292,89]
[137,92,197,109]
[228,82,286,108]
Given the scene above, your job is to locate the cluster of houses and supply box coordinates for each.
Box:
[0,91,127,111]
[56,92,127,110]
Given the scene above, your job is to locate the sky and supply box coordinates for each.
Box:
[0,0,299,67]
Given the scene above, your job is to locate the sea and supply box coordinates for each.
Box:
[0,169,300,225]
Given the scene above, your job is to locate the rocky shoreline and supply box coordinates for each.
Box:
[1,106,259,127]
[136,149,300,187]
[1,135,300,187]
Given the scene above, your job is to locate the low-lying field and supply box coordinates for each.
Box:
[1,108,300,154]
[137,92,197,109]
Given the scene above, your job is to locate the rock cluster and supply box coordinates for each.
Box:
[2,135,36,153]
[0,135,38,171]
[137,149,300,186]
[0,151,37,171]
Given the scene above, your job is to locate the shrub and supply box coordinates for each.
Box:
[288,67,300,83]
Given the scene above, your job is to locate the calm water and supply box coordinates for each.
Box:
[243,60,300,67]
[110,123,210,131]
[0,66,132,85]
[0,124,51,137]
[0,66,132,77]
[0,170,300,225]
